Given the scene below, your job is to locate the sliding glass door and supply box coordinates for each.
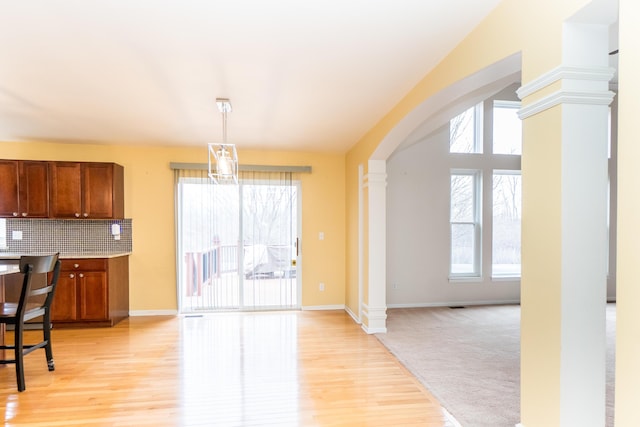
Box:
[175,170,300,312]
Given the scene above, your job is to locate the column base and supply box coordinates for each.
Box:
[361,303,387,334]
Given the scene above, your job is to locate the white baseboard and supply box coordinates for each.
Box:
[387,299,520,309]
[344,305,361,324]
[515,423,525,427]
[361,324,387,334]
[302,304,345,311]
[129,310,178,316]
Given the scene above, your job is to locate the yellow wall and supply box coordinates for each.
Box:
[615,0,640,424]
[519,107,563,424]
[345,0,592,422]
[0,141,346,311]
[346,0,588,315]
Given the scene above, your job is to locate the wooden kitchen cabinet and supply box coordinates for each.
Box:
[0,160,49,218]
[51,256,129,327]
[49,162,124,219]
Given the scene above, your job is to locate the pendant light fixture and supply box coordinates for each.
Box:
[208,98,238,184]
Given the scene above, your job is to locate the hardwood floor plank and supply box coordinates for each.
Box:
[0,311,454,426]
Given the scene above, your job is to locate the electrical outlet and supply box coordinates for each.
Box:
[319,282,325,291]
[12,230,22,240]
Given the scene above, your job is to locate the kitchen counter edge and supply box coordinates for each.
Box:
[0,252,132,261]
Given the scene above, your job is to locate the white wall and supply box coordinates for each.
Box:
[386,84,617,308]
[386,84,521,307]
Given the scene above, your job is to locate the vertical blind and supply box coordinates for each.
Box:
[174,168,299,312]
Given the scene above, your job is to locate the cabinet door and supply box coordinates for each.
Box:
[50,162,82,218]
[0,160,20,217]
[19,161,49,217]
[82,163,114,218]
[79,271,108,320]
[51,273,78,321]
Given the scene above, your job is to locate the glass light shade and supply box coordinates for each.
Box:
[208,143,238,184]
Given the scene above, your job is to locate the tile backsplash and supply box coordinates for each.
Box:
[2,218,132,254]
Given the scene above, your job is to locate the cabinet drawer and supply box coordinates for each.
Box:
[60,258,107,271]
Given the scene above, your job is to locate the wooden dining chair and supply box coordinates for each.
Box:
[0,253,61,392]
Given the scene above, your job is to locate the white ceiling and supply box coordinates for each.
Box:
[0,0,503,152]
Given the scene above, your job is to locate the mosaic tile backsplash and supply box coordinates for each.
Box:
[2,219,132,254]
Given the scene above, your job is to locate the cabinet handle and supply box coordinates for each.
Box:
[73,263,80,268]
[79,273,84,278]
[83,213,89,218]
[12,212,18,217]
[69,273,75,279]
[74,213,80,218]
[21,212,27,217]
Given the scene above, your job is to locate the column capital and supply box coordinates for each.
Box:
[517,65,616,119]
[364,159,387,188]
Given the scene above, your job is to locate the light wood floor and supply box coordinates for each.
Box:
[0,311,456,426]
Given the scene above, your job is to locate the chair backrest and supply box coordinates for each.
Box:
[17,253,61,322]
[19,254,59,275]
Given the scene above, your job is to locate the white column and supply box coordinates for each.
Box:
[362,159,387,333]
[517,21,614,426]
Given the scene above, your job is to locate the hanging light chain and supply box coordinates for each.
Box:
[222,108,228,145]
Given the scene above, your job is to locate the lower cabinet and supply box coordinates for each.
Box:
[51,256,129,327]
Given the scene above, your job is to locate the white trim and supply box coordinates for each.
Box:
[448,276,484,283]
[362,324,387,334]
[517,65,615,120]
[344,305,361,324]
[518,89,616,119]
[361,302,387,334]
[516,65,615,99]
[302,304,346,311]
[515,424,525,427]
[358,164,364,323]
[491,275,521,282]
[363,170,387,187]
[130,310,178,316]
[365,160,388,333]
[386,300,520,309]
[371,52,522,160]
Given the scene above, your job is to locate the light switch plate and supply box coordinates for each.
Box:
[12,230,23,240]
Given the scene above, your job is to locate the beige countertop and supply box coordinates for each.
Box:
[0,252,131,261]
[0,262,21,275]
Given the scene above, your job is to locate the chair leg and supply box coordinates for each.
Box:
[14,322,26,392]
[43,314,55,371]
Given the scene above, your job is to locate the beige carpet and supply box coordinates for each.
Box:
[375,304,615,427]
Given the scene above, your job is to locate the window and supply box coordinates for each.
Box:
[450,171,481,277]
[447,96,521,282]
[492,101,522,155]
[492,172,522,277]
[450,103,483,153]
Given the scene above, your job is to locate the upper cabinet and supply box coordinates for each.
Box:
[50,162,124,219]
[0,160,49,218]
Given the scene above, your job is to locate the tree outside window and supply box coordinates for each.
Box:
[492,172,521,276]
[450,171,481,276]
[450,103,483,154]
